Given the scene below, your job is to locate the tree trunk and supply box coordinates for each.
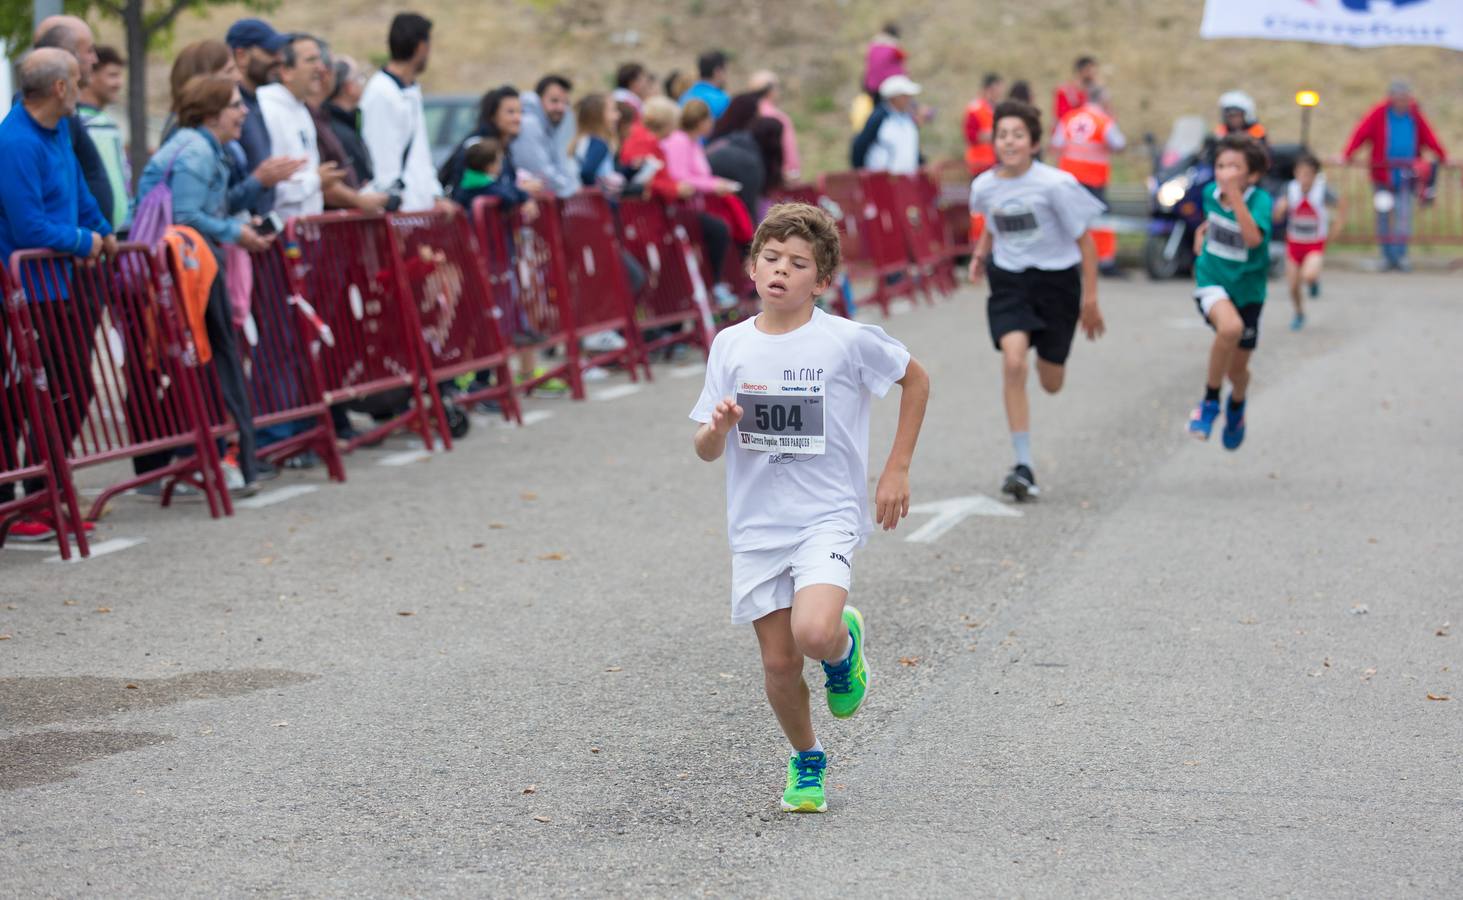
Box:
[124,0,148,192]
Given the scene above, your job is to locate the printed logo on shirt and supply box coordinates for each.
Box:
[992,201,1042,247]
[829,551,850,569]
[735,379,826,455]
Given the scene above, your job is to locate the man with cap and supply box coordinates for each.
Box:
[226,18,289,213]
[850,74,922,175]
[1339,78,1449,272]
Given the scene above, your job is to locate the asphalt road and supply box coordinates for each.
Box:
[2,269,1459,897]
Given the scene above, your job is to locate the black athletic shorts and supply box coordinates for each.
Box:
[1194,289,1263,350]
[986,263,1082,365]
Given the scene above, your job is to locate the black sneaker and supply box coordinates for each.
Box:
[1002,464,1041,502]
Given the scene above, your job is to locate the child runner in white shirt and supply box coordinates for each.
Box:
[691,203,930,813]
[969,100,1106,501]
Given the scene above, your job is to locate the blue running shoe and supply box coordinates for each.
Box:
[1188,399,1220,440]
[1290,313,1305,331]
[1222,397,1246,451]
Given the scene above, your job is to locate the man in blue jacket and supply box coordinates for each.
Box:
[32,15,114,228]
[0,48,114,540]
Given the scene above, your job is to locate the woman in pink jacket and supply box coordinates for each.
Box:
[660,99,745,307]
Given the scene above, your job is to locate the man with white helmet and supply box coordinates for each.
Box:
[1216,91,1267,144]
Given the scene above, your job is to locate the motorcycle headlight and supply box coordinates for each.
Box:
[1157,176,1190,210]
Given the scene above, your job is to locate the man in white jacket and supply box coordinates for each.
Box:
[257,34,342,221]
[359,13,448,213]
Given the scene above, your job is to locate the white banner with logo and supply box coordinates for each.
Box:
[1201,0,1463,51]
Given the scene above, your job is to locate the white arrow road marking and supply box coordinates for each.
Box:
[904,494,1021,543]
[593,384,644,402]
[236,485,319,510]
[45,537,147,563]
[378,448,434,467]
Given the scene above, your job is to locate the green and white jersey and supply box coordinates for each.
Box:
[1195,184,1272,306]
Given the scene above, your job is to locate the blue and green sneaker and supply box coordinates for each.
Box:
[821,606,869,719]
[780,750,828,813]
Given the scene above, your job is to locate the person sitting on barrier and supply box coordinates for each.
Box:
[0,48,116,541]
[660,98,742,309]
[131,74,279,494]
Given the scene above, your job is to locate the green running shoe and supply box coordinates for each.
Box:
[821,606,869,719]
[780,750,828,813]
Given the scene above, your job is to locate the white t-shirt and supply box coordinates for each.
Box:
[690,308,911,553]
[1285,175,1336,243]
[256,84,323,221]
[969,161,1105,271]
[359,71,443,213]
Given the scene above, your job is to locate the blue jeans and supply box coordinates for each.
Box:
[1376,178,1414,267]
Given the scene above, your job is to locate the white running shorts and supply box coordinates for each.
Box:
[729,530,858,625]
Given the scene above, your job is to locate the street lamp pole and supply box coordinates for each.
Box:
[1295,90,1320,150]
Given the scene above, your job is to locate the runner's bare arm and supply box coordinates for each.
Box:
[1230,193,1264,248]
[874,359,930,531]
[1077,232,1105,340]
[968,228,994,281]
[1193,221,1208,256]
[694,397,743,462]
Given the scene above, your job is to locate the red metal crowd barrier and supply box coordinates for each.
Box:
[817,171,918,316]
[388,207,522,428]
[876,172,957,300]
[470,197,581,399]
[557,191,652,379]
[1329,161,1462,260]
[284,212,450,452]
[1,266,87,558]
[191,243,345,480]
[9,246,232,529]
[617,197,716,356]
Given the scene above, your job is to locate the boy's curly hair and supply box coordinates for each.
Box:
[750,202,842,283]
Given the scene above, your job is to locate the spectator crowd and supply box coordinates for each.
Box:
[0,12,1451,545]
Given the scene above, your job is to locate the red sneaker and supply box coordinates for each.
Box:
[8,511,95,543]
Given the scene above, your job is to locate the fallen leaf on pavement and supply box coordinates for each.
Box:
[125,683,138,689]
[1426,694,1450,701]
[538,552,565,561]
[1350,604,1369,616]
[533,815,551,823]
[489,523,506,530]
[605,666,622,673]
[63,599,77,606]
[398,611,415,617]
[271,721,289,727]
[521,492,538,501]
[522,785,537,795]
[95,607,111,614]
[0,634,11,641]
[1437,622,1451,637]
[898,656,920,667]
[589,747,600,754]
[258,556,275,566]
[1183,760,1202,766]
[1361,667,1377,682]
[471,543,484,549]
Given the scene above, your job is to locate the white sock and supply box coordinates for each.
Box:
[823,633,852,666]
[795,739,823,755]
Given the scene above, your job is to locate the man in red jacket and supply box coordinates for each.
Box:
[1339,80,1448,272]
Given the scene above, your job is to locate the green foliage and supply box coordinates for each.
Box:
[1,0,277,55]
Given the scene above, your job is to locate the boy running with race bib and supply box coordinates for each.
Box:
[968,100,1106,501]
[691,203,930,813]
[1273,152,1341,331]
[1188,134,1272,450]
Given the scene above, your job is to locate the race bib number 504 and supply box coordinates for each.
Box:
[735,380,826,454]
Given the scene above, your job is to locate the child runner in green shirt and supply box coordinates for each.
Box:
[1188,134,1271,450]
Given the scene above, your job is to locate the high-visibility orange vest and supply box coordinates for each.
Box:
[1056,105,1114,188]
[1214,122,1267,141]
[964,98,996,175]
